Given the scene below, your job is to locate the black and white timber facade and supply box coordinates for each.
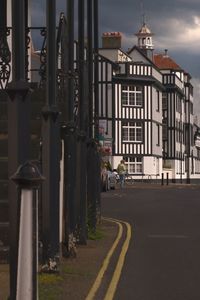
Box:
[98,26,200,182]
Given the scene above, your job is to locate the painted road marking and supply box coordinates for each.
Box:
[85,219,123,300]
[103,219,131,300]
[148,234,188,239]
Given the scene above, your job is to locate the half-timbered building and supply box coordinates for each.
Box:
[193,122,200,178]
[99,28,164,180]
[153,52,186,181]
[99,22,200,182]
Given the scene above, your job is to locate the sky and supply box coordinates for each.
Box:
[32,0,200,119]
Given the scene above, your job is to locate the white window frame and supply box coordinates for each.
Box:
[124,156,143,174]
[162,92,167,110]
[121,85,143,107]
[122,122,143,142]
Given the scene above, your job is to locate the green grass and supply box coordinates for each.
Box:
[62,265,93,278]
[88,226,105,240]
[38,273,63,300]
[39,223,107,298]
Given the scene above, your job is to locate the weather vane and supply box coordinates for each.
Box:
[140,1,146,25]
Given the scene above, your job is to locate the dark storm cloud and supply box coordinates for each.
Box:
[98,0,200,114]
[31,0,200,116]
[99,0,200,48]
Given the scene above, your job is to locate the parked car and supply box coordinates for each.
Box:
[101,161,117,191]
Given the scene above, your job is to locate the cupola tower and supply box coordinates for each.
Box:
[135,21,154,60]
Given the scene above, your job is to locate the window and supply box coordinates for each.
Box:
[121,85,143,107]
[124,156,143,174]
[176,95,181,113]
[197,149,200,160]
[162,92,167,110]
[156,124,160,146]
[162,119,167,140]
[190,102,193,115]
[156,90,160,111]
[122,122,143,142]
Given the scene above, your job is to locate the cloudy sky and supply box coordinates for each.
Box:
[32,0,200,118]
[99,0,200,118]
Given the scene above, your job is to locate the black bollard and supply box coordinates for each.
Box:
[161,173,164,185]
[166,172,169,185]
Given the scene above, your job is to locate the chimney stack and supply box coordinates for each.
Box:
[164,49,168,56]
[102,32,122,49]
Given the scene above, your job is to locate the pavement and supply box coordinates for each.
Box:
[0,218,118,300]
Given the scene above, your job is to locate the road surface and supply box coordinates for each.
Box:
[101,184,200,300]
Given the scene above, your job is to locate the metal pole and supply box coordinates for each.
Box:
[76,0,88,244]
[62,0,77,256]
[87,141,97,231]
[161,173,164,185]
[93,0,101,225]
[41,0,60,268]
[86,0,97,233]
[78,0,85,132]
[17,190,33,300]
[46,0,56,107]
[12,0,25,81]
[67,0,75,121]
[0,0,6,28]
[87,0,93,138]
[93,0,99,140]
[67,0,76,236]
[11,161,44,300]
[7,1,30,298]
[166,172,169,185]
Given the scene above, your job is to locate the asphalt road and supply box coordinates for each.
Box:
[101,185,200,300]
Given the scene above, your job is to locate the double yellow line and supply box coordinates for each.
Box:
[85,217,132,300]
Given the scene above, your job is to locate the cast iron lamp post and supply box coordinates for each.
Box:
[7,0,30,298]
[41,0,60,268]
[93,0,101,226]
[76,0,88,245]
[62,0,77,256]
